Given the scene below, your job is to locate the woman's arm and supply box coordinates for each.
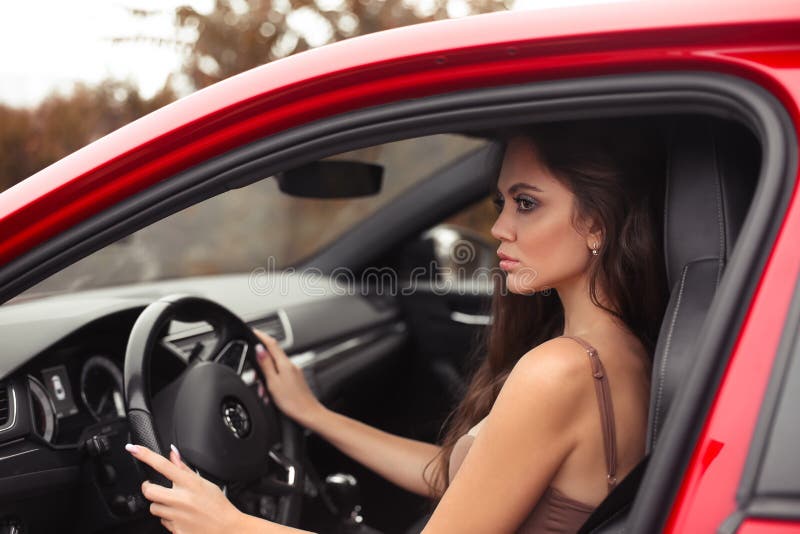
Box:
[304,405,444,497]
[254,330,444,498]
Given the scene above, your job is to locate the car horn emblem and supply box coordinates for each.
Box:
[221,399,251,438]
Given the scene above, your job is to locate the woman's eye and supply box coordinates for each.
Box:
[513,195,538,212]
[493,195,538,213]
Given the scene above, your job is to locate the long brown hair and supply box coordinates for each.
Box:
[421,118,669,504]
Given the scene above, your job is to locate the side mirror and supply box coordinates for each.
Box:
[420,224,497,281]
[276,160,383,198]
[394,224,497,285]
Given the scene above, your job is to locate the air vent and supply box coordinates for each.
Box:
[0,384,8,427]
[215,340,247,373]
[165,331,217,360]
[165,311,292,359]
[250,313,287,343]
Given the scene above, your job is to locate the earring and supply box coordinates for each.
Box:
[591,243,599,256]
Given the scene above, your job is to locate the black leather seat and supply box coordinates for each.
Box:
[646,116,760,450]
[580,115,760,532]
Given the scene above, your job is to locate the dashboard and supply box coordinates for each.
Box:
[0,273,406,533]
[26,344,127,447]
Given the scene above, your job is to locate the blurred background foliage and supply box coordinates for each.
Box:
[0,81,176,190]
[0,0,507,191]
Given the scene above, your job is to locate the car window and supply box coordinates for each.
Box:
[744,276,800,501]
[13,133,487,301]
[443,195,497,246]
[420,197,500,283]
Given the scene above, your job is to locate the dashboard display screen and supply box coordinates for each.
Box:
[41,365,78,418]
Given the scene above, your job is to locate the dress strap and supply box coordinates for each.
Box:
[559,335,618,493]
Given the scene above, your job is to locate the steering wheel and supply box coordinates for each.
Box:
[123,294,306,526]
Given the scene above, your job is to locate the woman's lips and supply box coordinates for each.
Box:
[498,252,519,271]
[499,259,520,271]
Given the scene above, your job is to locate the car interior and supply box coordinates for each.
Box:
[0,111,762,534]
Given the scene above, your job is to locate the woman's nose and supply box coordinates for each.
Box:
[491,209,514,242]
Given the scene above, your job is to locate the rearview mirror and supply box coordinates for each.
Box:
[276,160,383,198]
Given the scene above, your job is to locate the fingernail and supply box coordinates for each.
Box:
[255,344,267,361]
[170,443,180,459]
[125,443,140,454]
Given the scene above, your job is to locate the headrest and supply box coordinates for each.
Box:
[663,117,760,288]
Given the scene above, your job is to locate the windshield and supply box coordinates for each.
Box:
[12,133,487,302]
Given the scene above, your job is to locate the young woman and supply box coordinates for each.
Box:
[126,118,669,533]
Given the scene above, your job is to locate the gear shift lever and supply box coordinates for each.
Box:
[324,472,384,533]
[324,473,363,526]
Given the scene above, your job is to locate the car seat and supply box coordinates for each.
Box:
[579,115,761,532]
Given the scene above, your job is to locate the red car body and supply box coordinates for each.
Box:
[2,1,800,532]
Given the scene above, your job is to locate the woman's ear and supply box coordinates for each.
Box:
[576,212,603,251]
[587,235,602,253]
[587,223,603,250]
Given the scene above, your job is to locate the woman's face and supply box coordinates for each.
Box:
[491,136,599,295]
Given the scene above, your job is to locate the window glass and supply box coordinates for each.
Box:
[443,195,497,246]
[753,325,800,497]
[14,134,487,301]
[430,197,500,282]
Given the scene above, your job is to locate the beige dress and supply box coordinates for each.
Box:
[447,335,619,533]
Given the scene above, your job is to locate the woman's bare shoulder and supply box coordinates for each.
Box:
[500,337,598,413]
[514,336,597,384]
[472,337,599,460]
[467,337,595,437]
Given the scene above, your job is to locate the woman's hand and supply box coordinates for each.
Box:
[252,328,326,428]
[125,443,245,534]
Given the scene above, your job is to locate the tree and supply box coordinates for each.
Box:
[175,0,507,90]
[0,80,175,190]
